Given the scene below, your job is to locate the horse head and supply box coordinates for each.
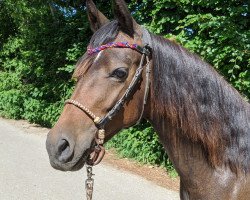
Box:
[46,0,151,171]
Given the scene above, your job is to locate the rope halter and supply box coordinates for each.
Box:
[65,41,151,166]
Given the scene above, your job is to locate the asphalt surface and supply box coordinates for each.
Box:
[0,119,179,200]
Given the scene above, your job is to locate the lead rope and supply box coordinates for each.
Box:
[85,128,105,200]
[85,166,94,200]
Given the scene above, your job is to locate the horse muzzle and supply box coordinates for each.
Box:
[46,130,90,171]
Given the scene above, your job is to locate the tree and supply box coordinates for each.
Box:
[130,0,250,98]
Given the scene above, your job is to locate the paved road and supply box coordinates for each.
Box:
[0,119,179,200]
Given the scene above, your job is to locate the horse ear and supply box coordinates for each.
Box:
[112,0,136,36]
[86,0,110,32]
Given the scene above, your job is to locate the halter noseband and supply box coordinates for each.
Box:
[65,41,151,166]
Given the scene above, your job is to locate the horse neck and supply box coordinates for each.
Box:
[144,33,250,174]
[147,115,213,181]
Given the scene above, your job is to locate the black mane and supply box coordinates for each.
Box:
[143,30,250,173]
[88,20,119,48]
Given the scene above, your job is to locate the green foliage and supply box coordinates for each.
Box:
[130,0,250,98]
[0,0,89,126]
[0,0,249,174]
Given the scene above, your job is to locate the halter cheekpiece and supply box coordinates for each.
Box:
[65,41,151,166]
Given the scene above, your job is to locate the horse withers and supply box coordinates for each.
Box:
[46,0,250,199]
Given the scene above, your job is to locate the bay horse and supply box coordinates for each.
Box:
[46,0,250,199]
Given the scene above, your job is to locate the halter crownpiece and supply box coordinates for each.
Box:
[87,42,151,56]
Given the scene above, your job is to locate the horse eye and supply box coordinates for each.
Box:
[111,68,128,80]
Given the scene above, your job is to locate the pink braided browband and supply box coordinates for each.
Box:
[87,42,140,55]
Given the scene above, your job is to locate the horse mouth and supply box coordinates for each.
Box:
[73,147,106,171]
[70,150,91,171]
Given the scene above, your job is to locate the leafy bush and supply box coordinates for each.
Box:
[0,0,87,126]
[0,89,25,119]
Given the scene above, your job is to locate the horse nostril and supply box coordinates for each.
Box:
[58,139,69,152]
[57,139,73,163]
